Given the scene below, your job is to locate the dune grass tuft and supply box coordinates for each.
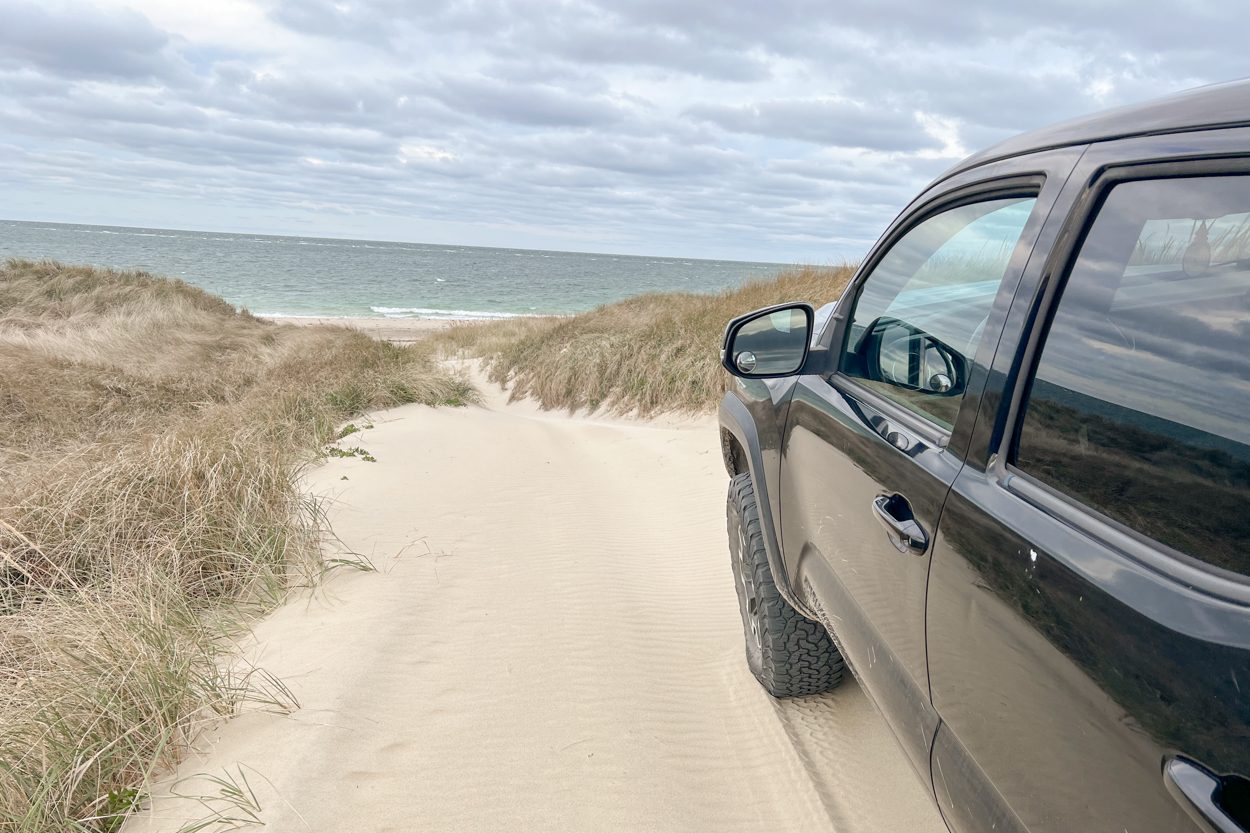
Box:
[432,265,855,415]
[0,259,473,832]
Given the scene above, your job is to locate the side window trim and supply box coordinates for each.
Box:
[827,373,955,449]
[997,156,1250,469]
[826,175,1046,344]
[992,157,1250,603]
[823,174,1047,442]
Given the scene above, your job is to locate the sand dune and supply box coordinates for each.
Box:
[129,370,946,833]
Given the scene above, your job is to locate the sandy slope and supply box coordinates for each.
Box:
[130,373,947,833]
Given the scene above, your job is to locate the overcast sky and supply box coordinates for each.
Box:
[0,0,1242,261]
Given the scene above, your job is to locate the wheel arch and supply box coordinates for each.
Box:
[720,426,748,477]
[718,393,812,618]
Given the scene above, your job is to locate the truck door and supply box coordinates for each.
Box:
[779,151,1077,776]
[927,141,1250,833]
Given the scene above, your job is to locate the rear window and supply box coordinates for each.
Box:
[1014,174,1250,577]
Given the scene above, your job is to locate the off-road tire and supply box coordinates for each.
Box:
[727,472,844,697]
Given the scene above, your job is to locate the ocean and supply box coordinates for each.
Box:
[0,220,794,319]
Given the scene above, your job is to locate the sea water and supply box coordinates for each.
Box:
[0,220,794,319]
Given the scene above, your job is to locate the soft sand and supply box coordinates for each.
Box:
[128,367,947,833]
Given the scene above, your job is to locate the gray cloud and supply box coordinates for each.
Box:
[0,0,1246,261]
[430,74,632,128]
[266,0,429,45]
[687,99,934,151]
[0,1,180,81]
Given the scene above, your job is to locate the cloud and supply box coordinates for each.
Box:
[687,99,933,151]
[1,0,1246,261]
[0,1,180,81]
[430,74,632,128]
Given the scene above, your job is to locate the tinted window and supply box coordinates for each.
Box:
[841,197,1036,429]
[1016,175,1250,577]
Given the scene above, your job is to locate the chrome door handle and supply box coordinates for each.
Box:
[1164,756,1250,833]
[871,494,928,554]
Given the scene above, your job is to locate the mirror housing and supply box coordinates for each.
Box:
[721,303,814,379]
[859,316,967,396]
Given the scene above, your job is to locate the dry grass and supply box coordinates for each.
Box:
[0,259,473,832]
[432,265,855,415]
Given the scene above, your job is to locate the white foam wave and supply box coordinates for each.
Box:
[254,312,358,319]
[369,306,528,320]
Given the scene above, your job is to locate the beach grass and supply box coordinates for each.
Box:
[432,264,855,415]
[0,259,473,832]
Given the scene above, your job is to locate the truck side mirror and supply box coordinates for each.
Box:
[861,315,968,396]
[721,303,814,378]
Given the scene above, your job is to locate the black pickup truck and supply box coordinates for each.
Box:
[719,80,1250,833]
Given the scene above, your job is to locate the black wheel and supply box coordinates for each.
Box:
[727,472,844,697]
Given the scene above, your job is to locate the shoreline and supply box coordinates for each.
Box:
[261,314,555,343]
[261,315,458,342]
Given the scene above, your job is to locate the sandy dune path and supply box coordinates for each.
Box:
[132,379,947,833]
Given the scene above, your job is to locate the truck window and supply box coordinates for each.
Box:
[1015,174,1250,578]
[839,196,1036,429]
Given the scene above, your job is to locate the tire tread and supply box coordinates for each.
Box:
[727,472,844,697]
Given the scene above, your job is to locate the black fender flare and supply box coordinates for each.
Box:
[718,393,812,617]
